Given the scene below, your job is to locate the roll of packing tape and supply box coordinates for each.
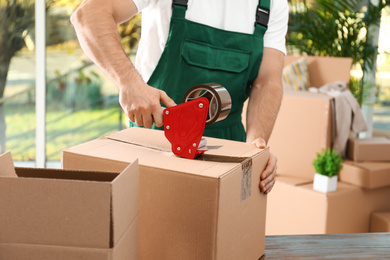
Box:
[182,83,231,126]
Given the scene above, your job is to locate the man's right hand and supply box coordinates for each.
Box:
[119,83,176,128]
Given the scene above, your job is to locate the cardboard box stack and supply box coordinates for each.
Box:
[340,137,390,189]
[62,127,270,260]
[0,152,139,260]
[244,55,390,235]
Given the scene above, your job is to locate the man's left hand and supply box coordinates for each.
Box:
[250,137,277,194]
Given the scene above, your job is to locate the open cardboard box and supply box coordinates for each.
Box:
[243,55,353,180]
[266,175,390,235]
[62,127,269,260]
[0,152,139,260]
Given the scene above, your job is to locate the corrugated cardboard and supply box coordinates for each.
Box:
[339,160,390,189]
[370,212,390,232]
[0,215,138,260]
[266,176,390,235]
[62,127,269,260]
[268,91,334,179]
[0,152,139,250]
[283,55,353,88]
[347,137,390,162]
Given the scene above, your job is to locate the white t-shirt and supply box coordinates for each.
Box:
[132,0,289,82]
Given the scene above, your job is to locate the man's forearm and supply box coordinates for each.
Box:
[246,80,283,143]
[246,48,284,143]
[70,0,142,89]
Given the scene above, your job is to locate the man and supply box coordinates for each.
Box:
[71,0,288,194]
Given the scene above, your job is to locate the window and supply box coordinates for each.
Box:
[1,0,140,167]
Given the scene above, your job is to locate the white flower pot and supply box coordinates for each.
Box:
[313,173,338,193]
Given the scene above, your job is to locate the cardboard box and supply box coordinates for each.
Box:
[0,151,139,258]
[242,56,353,180]
[62,127,269,260]
[0,216,138,260]
[269,91,334,180]
[266,176,390,235]
[339,160,390,189]
[370,212,390,232]
[283,55,353,88]
[347,137,390,162]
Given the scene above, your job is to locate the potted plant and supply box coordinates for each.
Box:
[313,148,343,193]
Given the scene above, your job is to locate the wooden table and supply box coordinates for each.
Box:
[262,233,390,259]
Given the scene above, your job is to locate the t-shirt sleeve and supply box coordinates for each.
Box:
[132,0,156,12]
[264,0,289,54]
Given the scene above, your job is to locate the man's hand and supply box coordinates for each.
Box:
[119,83,176,128]
[250,137,277,194]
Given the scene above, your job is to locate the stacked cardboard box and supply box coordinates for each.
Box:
[347,137,390,162]
[266,176,390,235]
[62,127,270,260]
[0,152,139,260]
[339,137,390,189]
[370,212,390,232]
[244,55,390,235]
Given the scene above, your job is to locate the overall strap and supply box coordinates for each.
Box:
[172,0,188,8]
[172,0,188,18]
[172,0,269,34]
[254,0,270,35]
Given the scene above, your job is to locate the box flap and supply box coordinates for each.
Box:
[106,127,263,158]
[0,152,17,177]
[0,172,113,248]
[111,159,139,246]
[107,127,171,152]
[71,128,265,179]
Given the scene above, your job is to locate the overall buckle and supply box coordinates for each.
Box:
[172,0,188,9]
[255,5,270,28]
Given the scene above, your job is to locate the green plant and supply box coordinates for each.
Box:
[313,148,343,177]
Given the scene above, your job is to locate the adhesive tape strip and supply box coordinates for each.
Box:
[182,83,231,126]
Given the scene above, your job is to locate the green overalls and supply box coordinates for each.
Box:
[132,0,270,142]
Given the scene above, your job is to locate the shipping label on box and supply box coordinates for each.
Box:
[0,152,139,250]
[62,127,269,260]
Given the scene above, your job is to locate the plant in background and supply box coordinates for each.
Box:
[313,148,343,177]
[313,148,343,193]
[287,0,390,105]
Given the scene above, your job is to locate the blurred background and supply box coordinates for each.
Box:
[0,0,389,167]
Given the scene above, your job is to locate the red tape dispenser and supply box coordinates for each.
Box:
[163,83,231,159]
